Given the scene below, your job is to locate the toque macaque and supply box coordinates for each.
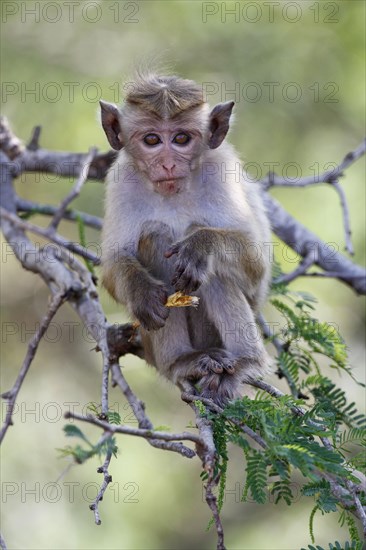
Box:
[100,72,271,405]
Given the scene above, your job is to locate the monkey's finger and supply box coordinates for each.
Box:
[164,245,180,258]
[142,315,167,331]
[174,270,201,292]
[171,266,185,286]
[210,363,224,374]
[137,305,169,331]
[214,355,235,375]
[175,279,200,293]
[223,363,235,375]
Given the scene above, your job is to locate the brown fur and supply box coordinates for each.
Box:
[124,72,204,119]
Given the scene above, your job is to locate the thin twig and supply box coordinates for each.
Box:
[89,433,113,525]
[27,126,41,151]
[180,386,226,550]
[206,474,226,550]
[261,191,366,294]
[181,393,267,449]
[0,207,100,264]
[274,250,318,285]
[346,480,366,537]
[257,314,283,355]
[111,364,196,458]
[64,411,201,445]
[100,357,111,418]
[330,180,354,255]
[0,291,66,444]
[49,148,98,232]
[257,314,299,397]
[0,533,7,550]
[260,140,365,259]
[16,198,102,230]
[248,378,366,525]
[260,138,366,188]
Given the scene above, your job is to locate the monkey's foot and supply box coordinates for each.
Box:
[196,349,236,376]
[170,350,237,405]
[196,372,241,407]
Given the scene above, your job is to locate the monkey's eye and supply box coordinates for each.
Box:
[173,133,190,145]
[143,134,161,146]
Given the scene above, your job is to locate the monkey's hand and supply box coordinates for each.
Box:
[165,231,213,293]
[130,279,169,331]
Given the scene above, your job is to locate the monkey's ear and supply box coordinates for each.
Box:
[208,101,235,149]
[100,100,124,150]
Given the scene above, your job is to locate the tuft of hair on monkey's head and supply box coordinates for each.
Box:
[124,71,205,119]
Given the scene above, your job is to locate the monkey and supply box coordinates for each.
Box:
[100,72,271,405]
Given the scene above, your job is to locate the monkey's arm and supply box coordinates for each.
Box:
[165,227,267,293]
[102,255,169,330]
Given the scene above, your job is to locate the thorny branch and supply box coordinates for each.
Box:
[1,118,365,548]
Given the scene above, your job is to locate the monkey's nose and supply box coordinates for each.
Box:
[162,163,176,175]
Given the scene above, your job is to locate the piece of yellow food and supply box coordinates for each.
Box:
[165,291,200,308]
[130,292,200,334]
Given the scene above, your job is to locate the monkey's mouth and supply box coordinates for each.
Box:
[153,179,182,196]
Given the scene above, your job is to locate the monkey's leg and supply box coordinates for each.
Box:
[196,278,269,401]
[144,307,236,385]
[163,310,239,405]
[137,221,201,375]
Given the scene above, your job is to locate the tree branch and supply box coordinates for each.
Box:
[16,198,103,230]
[1,117,365,547]
[331,179,354,255]
[261,192,366,294]
[110,363,195,457]
[64,411,201,445]
[0,291,66,444]
[3,116,364,294]
[260,138,366,188]
[259,138,366,278]
[0,207,100,264]
[0,532,8,550]
[89,433,114,525]
[247,378,366,526]
[48,147,98,232]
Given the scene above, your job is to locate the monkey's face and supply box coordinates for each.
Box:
[100,95,235,197]
[125,120,205,196]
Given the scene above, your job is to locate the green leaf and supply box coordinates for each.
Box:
[63,424,93,447]
[154,425,171,431]
[107,411,122,425]
[245,452,267,504]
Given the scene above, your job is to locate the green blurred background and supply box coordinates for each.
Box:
[1,1,365,548]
